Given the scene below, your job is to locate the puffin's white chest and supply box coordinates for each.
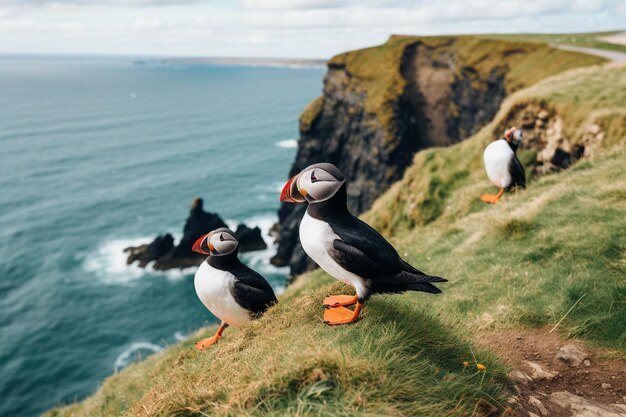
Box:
[299,211,367,298]
[483,139,513,188]
[194,262,251,328]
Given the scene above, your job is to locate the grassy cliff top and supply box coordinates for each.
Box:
[45,62,625,417]
[314,34,605,140]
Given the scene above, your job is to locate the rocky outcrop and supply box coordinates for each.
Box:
[556,344,588,367]
[125,234,174,268]
[271,38,512,276]
[124,197,266,270]
[234,224,267,252]
[271,36,603,277]
[498,104,607,174]
[549,391,626,417]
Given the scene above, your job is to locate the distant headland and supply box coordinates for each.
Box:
[134,57,327,69]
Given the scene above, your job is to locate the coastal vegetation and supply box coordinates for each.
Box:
[45,36,625,417]
[314,35,604,141]
[275,34,606,276]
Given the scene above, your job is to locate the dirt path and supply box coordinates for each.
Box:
[599,32,626,47]
[475,328,626,417]
[555,44,626,62]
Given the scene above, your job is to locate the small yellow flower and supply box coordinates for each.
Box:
[463,361,469,366]
[476,363,486,371]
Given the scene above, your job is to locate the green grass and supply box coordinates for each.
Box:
[393,149,626,348]
[366,64,626,235]
[46,145,625,417]
[46,283,512,417]
[363,63,626,352]
[299,95,324,133]
[44,48,625,417]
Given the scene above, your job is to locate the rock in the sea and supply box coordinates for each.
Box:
[166,197,228,260]
[124,197,267,271]
[549,391,626,417]
[124,234,174,267]
[235,224,267,252]
[556,344,588,367]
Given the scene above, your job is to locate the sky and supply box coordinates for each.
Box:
[0,0,624,58]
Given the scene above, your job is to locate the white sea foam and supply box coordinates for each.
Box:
[83,237,151,284]
[275,138,298,148]
[84,216,287,289]
[114,342,163,371]
[83,235,194,285]
[174,331,188,342]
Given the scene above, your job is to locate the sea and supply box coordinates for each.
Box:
[0,54,324,417]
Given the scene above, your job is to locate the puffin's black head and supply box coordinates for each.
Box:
[191,228,238,256]
[280,163,345,204]
[504,127,523,146]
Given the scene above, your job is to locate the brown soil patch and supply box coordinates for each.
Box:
[475,328,626,417]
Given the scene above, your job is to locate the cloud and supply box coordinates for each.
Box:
[239,0,356,9]
[0,0,210,8]
[0,0,624,57]
[132,15,164,29]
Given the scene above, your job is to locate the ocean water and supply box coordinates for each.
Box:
[0,55,323,417]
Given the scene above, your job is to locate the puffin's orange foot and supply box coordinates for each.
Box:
[194,335,221,350]
[323,294,358,308]
[323,303,363,325]
[480,193,501,204]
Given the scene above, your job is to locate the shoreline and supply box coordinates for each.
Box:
[136,56,327,69]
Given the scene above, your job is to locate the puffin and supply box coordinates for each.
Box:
[280,163,447,325]
[480,127,526,204]
[191,228,277,350]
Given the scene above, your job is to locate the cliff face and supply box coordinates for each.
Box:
[271,36,604,276]
[272,59,404,273]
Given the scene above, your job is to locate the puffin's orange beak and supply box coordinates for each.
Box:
[192,233,212,255]
[280,174,305,203]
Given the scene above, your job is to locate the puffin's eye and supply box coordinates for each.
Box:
[220,234,224,242]
[311,171,318,183]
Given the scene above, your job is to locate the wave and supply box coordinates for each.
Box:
[83,237,152,284]
[84,215,287,289]
[82,235,194,285]
[114,342,163,371]
[275,138,298,148]
[174,331,188,342]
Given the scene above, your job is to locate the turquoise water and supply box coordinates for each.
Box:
[0,55,323,417]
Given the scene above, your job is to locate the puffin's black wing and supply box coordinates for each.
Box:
[327,216,405,276]
[229,263,277,316]
[507,155,526,190]
[330,239,445,295]
[330,239,395,279]
[327,215,447,289]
